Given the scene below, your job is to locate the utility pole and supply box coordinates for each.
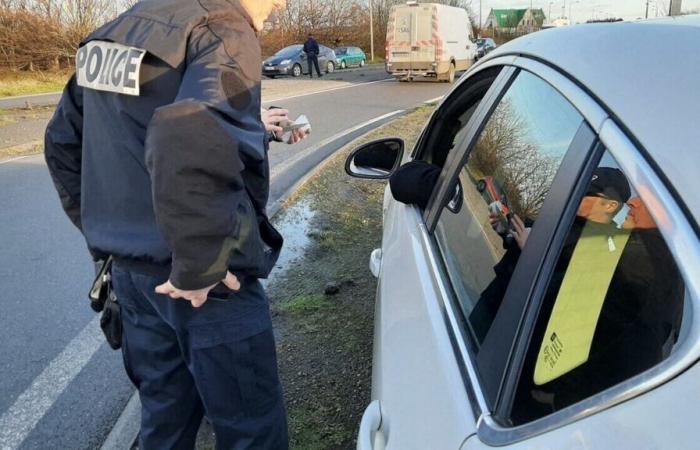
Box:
[479,0,482,33]
[645,0,650,18]
[369,0,374,62]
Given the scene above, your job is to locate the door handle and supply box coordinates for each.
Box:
[357,400,384,450]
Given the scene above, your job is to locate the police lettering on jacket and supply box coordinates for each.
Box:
[76,41,146,96]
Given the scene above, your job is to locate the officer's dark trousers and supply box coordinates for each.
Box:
[112,265,288,450]
[307,55,322,77]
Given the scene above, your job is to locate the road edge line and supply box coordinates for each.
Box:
[100,392,140,450]
[0,91,62,101]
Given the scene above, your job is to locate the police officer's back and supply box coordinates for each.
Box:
[45,1,289,448]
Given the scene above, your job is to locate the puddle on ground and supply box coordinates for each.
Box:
[262,199,316,288]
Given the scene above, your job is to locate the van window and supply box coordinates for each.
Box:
[509,152,686,424]
[433,70,583,348]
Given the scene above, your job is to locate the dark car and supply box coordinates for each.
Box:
[262,44,337,78]
[476,38,497,59]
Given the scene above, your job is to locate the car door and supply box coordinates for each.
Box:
[352,47,361,65]
[357,65,509,450]
[361,59,609,449]
[319,46,329,68]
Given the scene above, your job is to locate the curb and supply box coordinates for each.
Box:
[100,108,411,449]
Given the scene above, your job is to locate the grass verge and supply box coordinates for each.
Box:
[265,104,435,450]
[0,70,69,97]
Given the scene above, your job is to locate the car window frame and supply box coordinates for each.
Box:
[424,65,599,405]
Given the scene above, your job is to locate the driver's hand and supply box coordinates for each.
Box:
[155,271,241,308]
[510,214,530,250]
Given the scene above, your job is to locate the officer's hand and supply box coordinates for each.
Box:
[155,271,241,308]
[261,108,289,134]
[287,127,310,144]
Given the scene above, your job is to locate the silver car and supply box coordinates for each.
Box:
[346,16,700,450]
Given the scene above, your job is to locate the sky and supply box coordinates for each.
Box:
[476,0,700,23]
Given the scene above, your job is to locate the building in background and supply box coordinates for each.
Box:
[484,8,546,34]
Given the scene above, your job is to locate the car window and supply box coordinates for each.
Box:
[417,67,504,168]
[509,150,686,424]
[434,70,584,348]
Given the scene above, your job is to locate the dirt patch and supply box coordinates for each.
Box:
[0,70,69,97]
[265,105,434,450]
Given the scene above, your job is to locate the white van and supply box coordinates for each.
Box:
[385,2,477,82]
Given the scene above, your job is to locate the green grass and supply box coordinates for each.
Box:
[277,293,330,313]
[0,70,69,97]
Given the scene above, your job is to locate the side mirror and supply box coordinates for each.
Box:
[345,138,404,180]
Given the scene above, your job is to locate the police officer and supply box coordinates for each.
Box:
[44,0,291,448]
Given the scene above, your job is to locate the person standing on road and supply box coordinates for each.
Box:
[44,1,293,449]
[303,33,322,78]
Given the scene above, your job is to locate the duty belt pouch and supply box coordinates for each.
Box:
[100,290,122,351]
[88,257,122,350]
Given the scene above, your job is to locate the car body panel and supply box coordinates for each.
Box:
[463,360,700,450]
[372,198,476,449]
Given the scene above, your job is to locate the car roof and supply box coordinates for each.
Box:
[483,16,700,224]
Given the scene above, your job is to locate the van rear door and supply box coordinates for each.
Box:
[388,4,436,70]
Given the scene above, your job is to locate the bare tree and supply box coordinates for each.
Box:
[469,100,559,219]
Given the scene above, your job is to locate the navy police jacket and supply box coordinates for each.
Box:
[44,0,282,290]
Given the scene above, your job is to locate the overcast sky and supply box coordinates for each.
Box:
[476,0,700,22]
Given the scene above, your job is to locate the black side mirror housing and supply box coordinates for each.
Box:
[345,138,405,180]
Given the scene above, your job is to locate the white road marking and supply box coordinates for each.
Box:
[0,315,104,450]
[424,95,444,104]
[0,155,34,165]
[263,78,394,104]
[0,91,62,101]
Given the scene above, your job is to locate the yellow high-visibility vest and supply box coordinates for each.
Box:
[534,221,631,386]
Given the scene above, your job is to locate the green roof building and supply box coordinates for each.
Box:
[484,8,547,32]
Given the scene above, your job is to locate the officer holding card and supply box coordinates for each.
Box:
[44,1,291,448]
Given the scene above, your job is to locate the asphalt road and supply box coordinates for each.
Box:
[0,92,62,110]
[0,66,452,449]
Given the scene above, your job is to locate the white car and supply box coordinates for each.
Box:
[346,16,700,450]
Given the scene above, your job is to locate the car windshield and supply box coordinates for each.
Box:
[274,45,302,58]
[477,39,485,45]
[336,48,348,55]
